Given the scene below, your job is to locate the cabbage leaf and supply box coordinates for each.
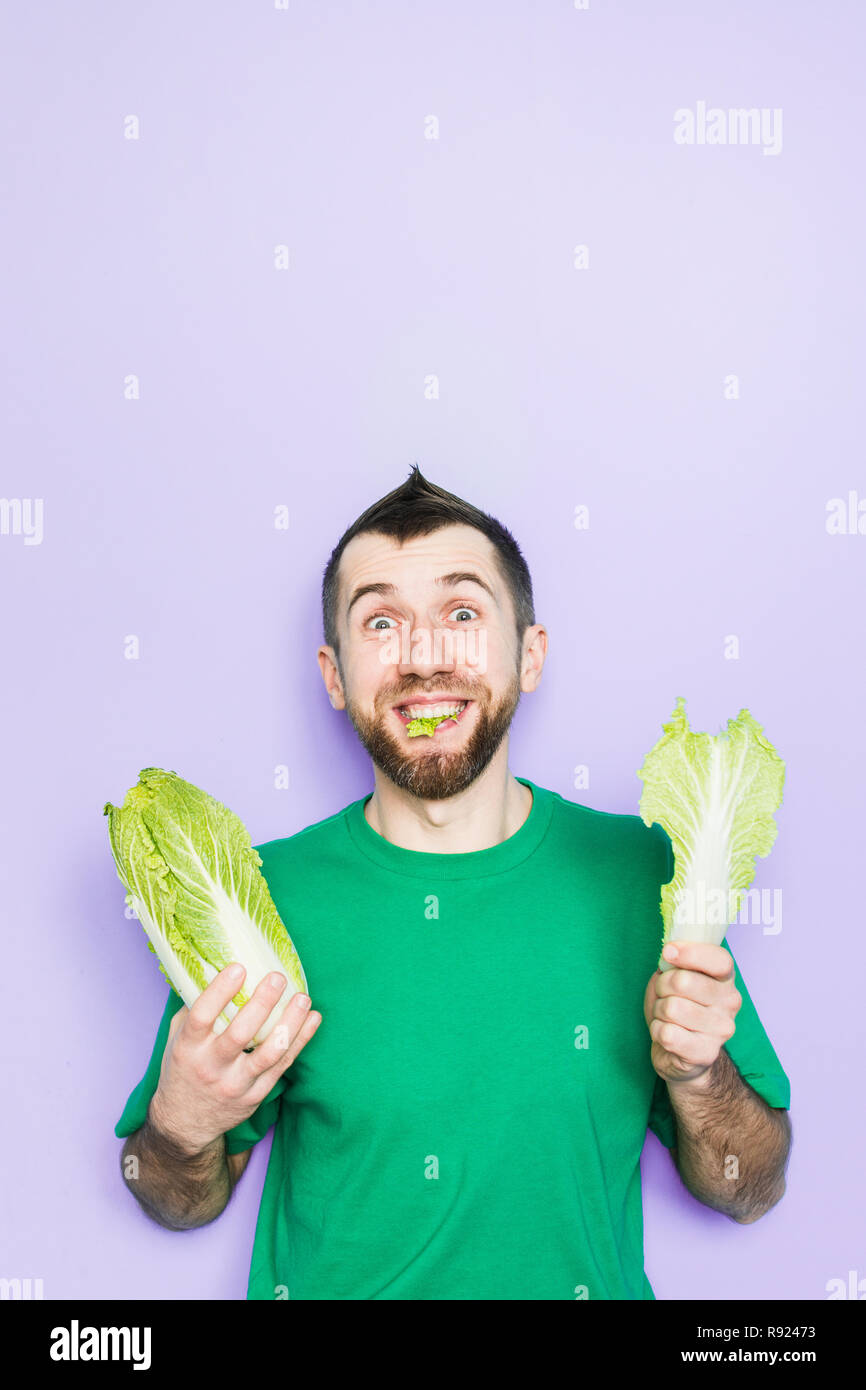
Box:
[637,698,785,972]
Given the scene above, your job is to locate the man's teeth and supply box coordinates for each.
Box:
[400,701,468,719]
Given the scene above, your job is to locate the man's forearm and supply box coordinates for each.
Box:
[119,1097,233,1232]
[666,1047,792,1223]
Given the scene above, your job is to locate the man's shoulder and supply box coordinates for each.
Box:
[541,781,671,860]
[542,780,650,832]
[253,795,360,863]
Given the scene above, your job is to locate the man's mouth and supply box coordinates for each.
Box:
[392,699,472,736]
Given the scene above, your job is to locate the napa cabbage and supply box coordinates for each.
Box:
[103,768,307,1045]
[637,698,785,972]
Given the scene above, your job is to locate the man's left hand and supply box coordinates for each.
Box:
[643,942,743,1085]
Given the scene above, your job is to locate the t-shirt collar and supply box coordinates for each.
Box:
[344,777,554,880]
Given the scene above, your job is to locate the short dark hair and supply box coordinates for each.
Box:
[321,464,535,667]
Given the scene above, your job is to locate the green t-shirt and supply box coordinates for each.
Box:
[115,776,791,1300]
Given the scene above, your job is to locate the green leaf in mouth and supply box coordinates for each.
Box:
[406,711,461,738]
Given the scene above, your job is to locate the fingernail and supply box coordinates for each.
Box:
[229,964,245,979]
[295,994,310,1010]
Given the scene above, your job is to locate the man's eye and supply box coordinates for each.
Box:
[366,606,478,630]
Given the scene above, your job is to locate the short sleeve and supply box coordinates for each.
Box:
[647,938,791,1149]
[114,987,291,1155]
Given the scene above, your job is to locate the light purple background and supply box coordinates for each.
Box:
[2,2,863,1301]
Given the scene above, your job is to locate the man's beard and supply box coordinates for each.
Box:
[344,671,522,801]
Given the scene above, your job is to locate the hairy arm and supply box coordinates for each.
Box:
[666,1047,792,1223]
[117,965,320,1232]
[119,1094,252,1232]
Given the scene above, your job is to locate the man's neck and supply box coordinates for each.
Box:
[363,761,533,855]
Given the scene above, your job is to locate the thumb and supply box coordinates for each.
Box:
[167,1005,188,1041]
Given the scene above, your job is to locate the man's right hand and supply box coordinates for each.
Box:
[149,965,321,1156]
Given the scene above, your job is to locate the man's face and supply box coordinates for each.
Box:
[322,525,532,800]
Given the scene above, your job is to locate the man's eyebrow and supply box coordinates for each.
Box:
[345,581,397,619]
[345,571,496,619]
[435,571,496,602]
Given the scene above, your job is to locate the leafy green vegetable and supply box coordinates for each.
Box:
[406,713,460,737]
[103,768,307,1046]
[637,698,785,972]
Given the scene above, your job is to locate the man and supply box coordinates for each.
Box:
[116,465,792,1299]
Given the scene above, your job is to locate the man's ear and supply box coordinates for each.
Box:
[317,645,346,710]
